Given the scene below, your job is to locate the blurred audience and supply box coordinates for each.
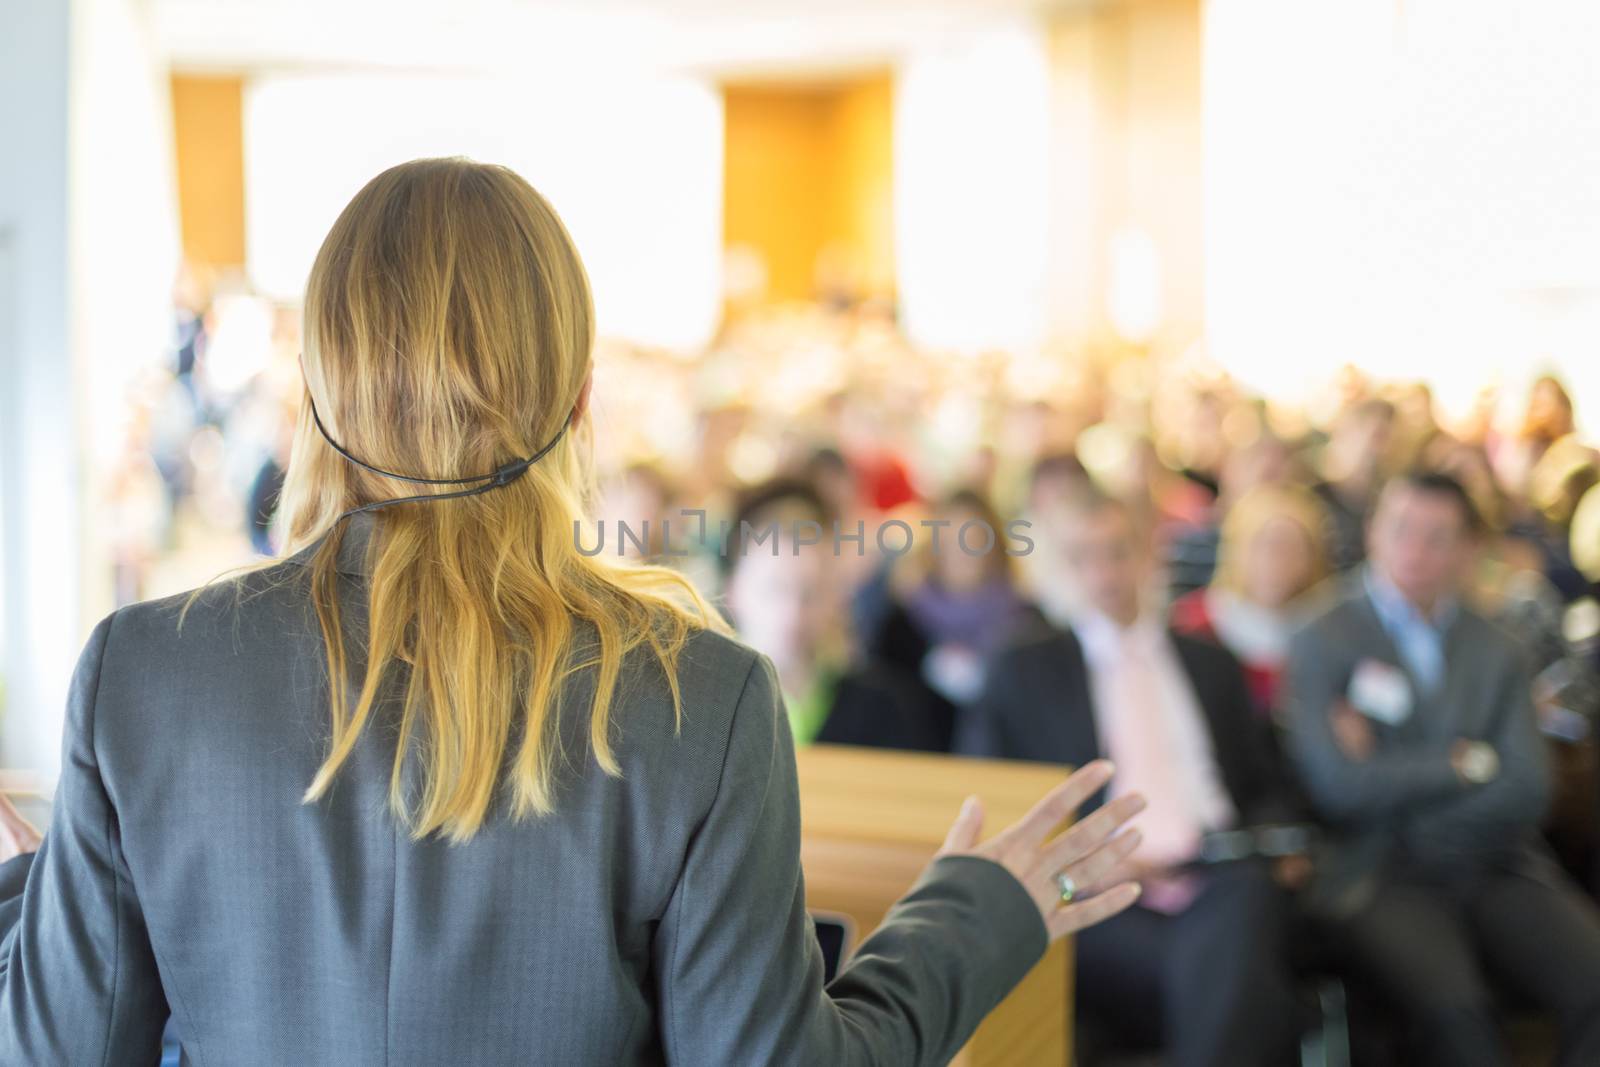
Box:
[99,271,1600,1062]
[958,487,1304,1067]
[1171,483,1332,724]
[1285,472,1600,1067]
[1019,451,1095,627]
[1312,397,1397,573]
[864,488,1042,710]
[1165,431,1298,603]
[719,478,952,752]
[1502,374,1579,497]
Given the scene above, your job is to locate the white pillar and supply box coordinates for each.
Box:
[895,17,1052,353]
[0,0,78,779]
[0,0,176,783]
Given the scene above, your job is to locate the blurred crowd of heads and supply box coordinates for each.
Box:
[108,280,1597,658]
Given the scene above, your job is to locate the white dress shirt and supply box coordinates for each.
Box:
[1072,608,1239,872]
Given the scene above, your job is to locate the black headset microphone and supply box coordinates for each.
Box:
[306,393,571,524]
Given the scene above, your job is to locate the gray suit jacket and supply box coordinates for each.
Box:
[1283,576,1557,917]
[0,511,1047,1065]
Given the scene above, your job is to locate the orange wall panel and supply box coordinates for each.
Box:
[170,74,246,269]
[723,74,895,307]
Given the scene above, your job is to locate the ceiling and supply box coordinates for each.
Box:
[148,0,1098,80]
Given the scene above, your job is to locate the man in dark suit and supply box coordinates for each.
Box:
[1285,471,1600,1066]
[721,478,953,752]
[958,487,1302,1067]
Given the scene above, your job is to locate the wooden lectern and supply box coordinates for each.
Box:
[0,770,53,834]
[795,745,1076,1066]
[3,754,1078,1062]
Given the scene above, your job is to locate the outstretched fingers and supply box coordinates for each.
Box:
[1047,882,1142,938]
[1007,760,1116,851]
[1069,843,1142,898]
[1046,827,1142,896]
[1038,792,1146,870]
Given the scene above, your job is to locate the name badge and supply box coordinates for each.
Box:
[1348,658,1413,726]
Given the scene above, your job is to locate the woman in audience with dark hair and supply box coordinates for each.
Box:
[720,477,954,751]
[866,488,1044,712]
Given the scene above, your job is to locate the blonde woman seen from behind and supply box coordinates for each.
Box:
[0,158,1144,1066]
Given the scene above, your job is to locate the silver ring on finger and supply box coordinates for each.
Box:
[1055,870,1079,904]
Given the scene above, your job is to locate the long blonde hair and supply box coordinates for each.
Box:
[187,158,730,842]
[1211,483,1330,600]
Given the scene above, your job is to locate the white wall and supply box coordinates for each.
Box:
[1044,0,1205,348]
[0,0,178,780]
[1205,0,1600,429]
[73,0,182,610]
[894,18,1052,353]
[0,0,77,777]
[243,71,724,353]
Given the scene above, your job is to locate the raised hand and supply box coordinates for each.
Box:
[938,760,1145,941]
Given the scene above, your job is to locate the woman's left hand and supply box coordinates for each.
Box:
[0,793,42,864]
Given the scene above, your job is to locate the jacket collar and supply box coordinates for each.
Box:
[1068,605,1167,665]
[1362,563,1460,635]
[283,510,378,578]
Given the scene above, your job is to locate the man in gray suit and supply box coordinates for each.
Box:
[1285,471,1600,1067]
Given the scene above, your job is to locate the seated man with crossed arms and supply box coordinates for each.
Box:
[1285,470,1600,1067]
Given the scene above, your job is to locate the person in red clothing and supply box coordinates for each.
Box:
[1171,484,1331,723]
